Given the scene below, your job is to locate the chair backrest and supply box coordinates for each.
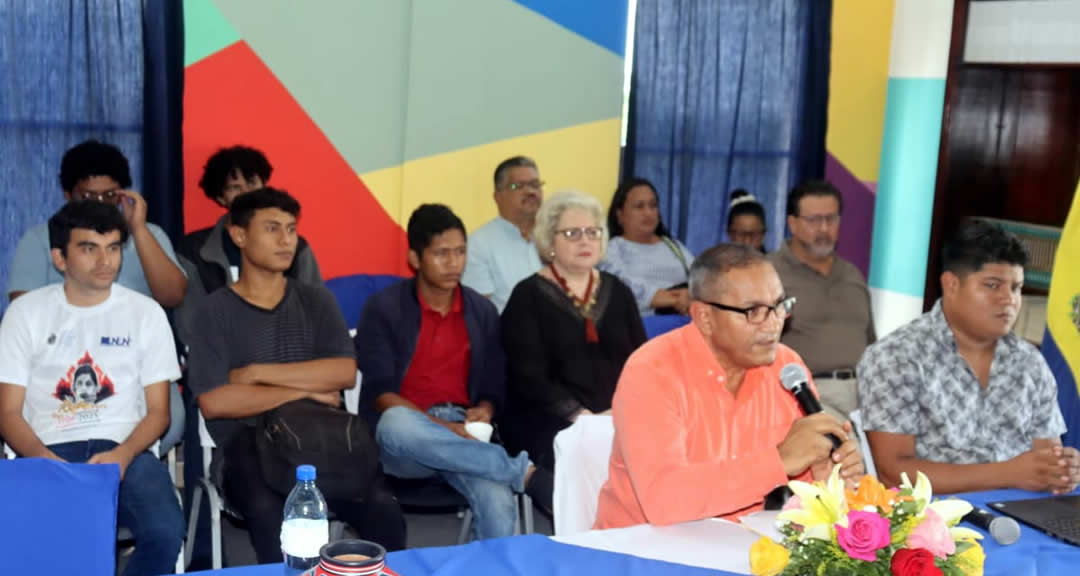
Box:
[849,409,878,480]
[344,369,363,416]
[197,408,216,479]
[552,414,615,536]
[326,274,406,331]
[0,458,119,575]
[642,315,690,339]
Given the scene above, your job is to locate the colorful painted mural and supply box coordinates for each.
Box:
[182,0,628,278]
[825,0,894,277]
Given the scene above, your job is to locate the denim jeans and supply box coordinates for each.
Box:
[375,405,530,539]
[49,439,185,576]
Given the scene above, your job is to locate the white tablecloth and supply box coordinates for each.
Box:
[553,517,768,575]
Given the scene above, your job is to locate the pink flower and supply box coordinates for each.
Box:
[781,494,802,511]
[835,510,891,562]
[908,508,956,559]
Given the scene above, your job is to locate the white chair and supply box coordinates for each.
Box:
[344,368,362,416]
[184,408,226,570]
[849,409,878,480]
[5,440,185,574]
[552,414,615,536]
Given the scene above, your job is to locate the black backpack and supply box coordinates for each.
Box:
[255,398,380,502]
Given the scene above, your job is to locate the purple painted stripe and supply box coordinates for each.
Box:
[825,152,876,278]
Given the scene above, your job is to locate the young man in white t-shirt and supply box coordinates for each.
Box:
[0,201,184,576]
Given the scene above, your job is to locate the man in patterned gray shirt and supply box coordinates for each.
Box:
[858,220,1079,494]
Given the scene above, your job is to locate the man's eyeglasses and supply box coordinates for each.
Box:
[700,296,796,324]
[71,188,122,203]
[505,180,544,192]
[556,227,604,242]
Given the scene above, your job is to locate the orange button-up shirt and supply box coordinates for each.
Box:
[594,323,814,529]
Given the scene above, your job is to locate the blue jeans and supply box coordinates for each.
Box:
[375,405,530,539]
[49,439,185,576]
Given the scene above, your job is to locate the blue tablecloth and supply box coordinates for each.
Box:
[961,489,1080,576]
[188,534,737,576]
[188,489,1080,576]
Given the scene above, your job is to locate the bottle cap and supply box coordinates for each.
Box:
[296,465,316,481]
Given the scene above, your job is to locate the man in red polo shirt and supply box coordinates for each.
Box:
[355,204,537,540]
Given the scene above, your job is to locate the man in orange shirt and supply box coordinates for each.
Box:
[594,244,864,529]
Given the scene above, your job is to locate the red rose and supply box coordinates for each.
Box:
[891,548,943,576]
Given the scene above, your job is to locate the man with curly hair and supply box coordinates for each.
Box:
[176,146,322,350]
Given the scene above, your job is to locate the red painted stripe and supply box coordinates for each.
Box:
[183,42,409,277]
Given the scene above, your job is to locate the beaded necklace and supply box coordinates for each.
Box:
[548,265,599,343]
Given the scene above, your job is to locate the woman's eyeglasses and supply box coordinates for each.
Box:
[556,227,604,241]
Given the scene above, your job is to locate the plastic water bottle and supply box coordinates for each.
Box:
[281,465,329,575]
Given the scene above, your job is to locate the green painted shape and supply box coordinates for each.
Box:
[211,0,412,172]
[211,0,624,173]
[402,0,625,163]
[184,0,241,67]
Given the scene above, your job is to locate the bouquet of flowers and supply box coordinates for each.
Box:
[749,465,986,576]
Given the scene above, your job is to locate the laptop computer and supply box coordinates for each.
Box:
[987,495,1080,546]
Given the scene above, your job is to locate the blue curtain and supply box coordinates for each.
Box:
[624,0,831,255]
[143,0,185,242]
[0,0,149,316]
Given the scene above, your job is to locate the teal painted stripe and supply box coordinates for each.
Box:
[184,0,240,67]
[868,77,947,297]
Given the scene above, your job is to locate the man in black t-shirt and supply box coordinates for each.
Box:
[176,148,327,567]
[186,188,404,562]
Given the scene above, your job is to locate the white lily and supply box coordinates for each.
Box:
[928,498,973,526]
[897,471,983,543]
[777,464,848,540]
[899,470,933,513]
[950,526,985,541]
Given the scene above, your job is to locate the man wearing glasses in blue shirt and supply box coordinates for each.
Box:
[462,156,545,313]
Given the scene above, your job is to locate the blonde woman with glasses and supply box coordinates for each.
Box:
[500,191,646,515]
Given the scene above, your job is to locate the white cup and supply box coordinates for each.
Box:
[464,421,493,443]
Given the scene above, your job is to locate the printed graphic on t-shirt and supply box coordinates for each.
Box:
[51,351,114,428]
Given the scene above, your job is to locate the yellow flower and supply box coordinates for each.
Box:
[778,464,848,540]
[954,539,985,575]
[749,536,790,576]
[891,515,920,546]
[845,475,898,513]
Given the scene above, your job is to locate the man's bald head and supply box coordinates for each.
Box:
[689,243,769,300]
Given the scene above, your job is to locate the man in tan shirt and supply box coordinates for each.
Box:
[768,180,875,422]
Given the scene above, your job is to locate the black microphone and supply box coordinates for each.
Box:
[963,508,1020,545]
[780,363,842,450]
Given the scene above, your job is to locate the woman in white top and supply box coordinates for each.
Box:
[599,178,694,317]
